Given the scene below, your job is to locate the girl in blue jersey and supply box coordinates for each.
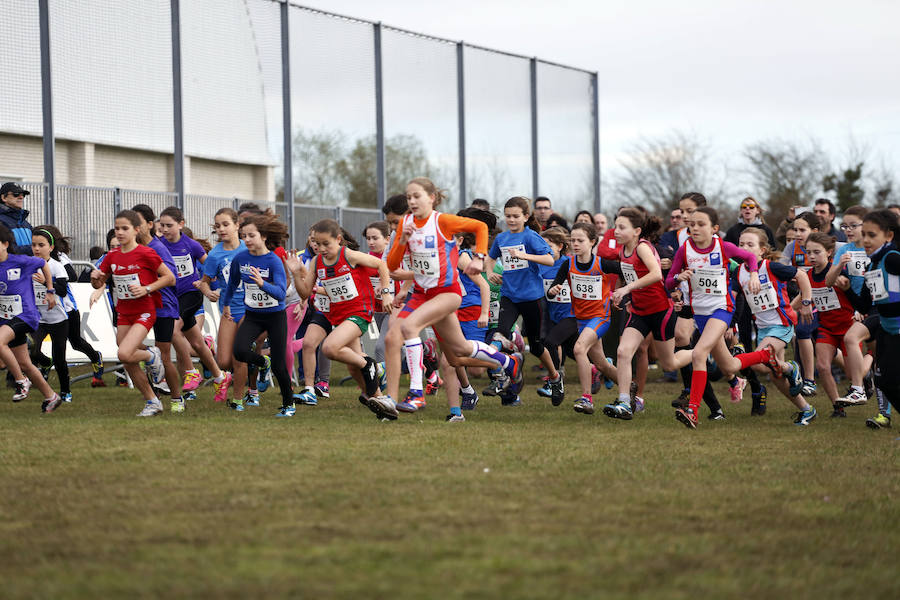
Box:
[537,227,576,406]
[485,197,563,401]
[222,213,295,417]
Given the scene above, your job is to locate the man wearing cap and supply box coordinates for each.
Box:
[0,182,35,255]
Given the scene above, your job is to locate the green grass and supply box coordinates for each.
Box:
[1,367,898,599]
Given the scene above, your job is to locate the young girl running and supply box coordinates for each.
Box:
[666,208,782,429]
[604,209,693,420]
[546,223,618,414]
[197,207,249,408]
[221,213,294,417]
[485,197,563,404]
[91,210,176,416]
[804,232,857,417]
[157,206,231,398]
[736,227,816,424]
[364,221,395,371]
[538,227,577,405]
[292,219,388,406]
[380,177,523,420]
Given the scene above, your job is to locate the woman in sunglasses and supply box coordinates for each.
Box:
[723,196,776,247]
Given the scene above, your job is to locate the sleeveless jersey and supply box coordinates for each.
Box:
[865,247,900,334]
[568,255,610,320]
[619,240,670,315]
[808,264,853,333]
[404,211,459,291]
[738,259,795,327]
[315,247,374,326]
[684,237,733,316]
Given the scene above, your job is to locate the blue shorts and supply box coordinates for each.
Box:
[794,312,819,340]
[758,324,795,345]
[693,308,733,333]
[459,318,487,343]
[577,316,610,338]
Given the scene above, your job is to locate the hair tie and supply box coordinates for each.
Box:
[37,228,54,247]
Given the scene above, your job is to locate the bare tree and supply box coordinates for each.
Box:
[870,162,897,207]
[290,128,348,206]
[743,138,827,226]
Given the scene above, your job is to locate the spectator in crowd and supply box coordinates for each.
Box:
[723,196,776,247]
[887,204,900,217]
[545,213,570,231]
[0,182,35,254]
[534,196,553,230]
[593,213,608,235]
[471,198,490,212]
[668,208,683,231]
[813,198,847,242]
[574,210,593,225]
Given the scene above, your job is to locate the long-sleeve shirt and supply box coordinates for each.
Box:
[386,213,488,271]
[221,250,287,313]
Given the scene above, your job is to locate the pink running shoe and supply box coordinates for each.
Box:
[203,334,216,354]
[213,372,233,403]
[729,377,747,403]
[183,370,202,392]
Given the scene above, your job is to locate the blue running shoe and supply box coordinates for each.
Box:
[275,404,296,418]
[294,388,318,406]
[537,378,552,398]
[604,357,614,389]
[230,401,244,412]
[183,391,197,402]
[61,392,73,403]
[257,356,272,393]
[244,392,260,407]
[794,405,817,426]
[397,390,425,413]
[461,389,479,411]
[787,361,803,397]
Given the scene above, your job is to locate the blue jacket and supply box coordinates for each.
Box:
[0,203,33,255]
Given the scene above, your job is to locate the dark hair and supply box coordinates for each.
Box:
[115,209,143,230]
[617,207,662,243]
[0,223,15,247]
[794,211,821,231]
[340,227,360,251]
[456,207,498,249]
[862,209,900,240]
[680,192,707,207]
[237,202,263,216]
[408,177,447,208]
[886,204,900,212]
[694,206,719,227]
[814,198,836,216]
[382,194,408,216]
[241,213,289,250]
[545,213,569,232]
[740,226,780,261]
[105,228,116,250]
[160,206,184,223]
[310,219,341,238]
[574,210,594,224]
[805,232,837,257]
[571,222,598,242]
[471,198,490,210]
[534,196,551,208]
[89,246,105,261]
[33,225,69,259]
[504,196,541,232]
[215,207,240,224]
[364,221,390,242]
[541,226,569,255]
[131,203,156,226]
[843,205,868,220]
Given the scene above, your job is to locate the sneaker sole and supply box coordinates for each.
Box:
[834,398,867,408]
[366,396,399,419]
[602,405,632,420]
[674,410,697,429]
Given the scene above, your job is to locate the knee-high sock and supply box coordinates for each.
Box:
[689,369,707,412]
[470,340,510,372]
[404,338,424,392]
[736,347,772,370]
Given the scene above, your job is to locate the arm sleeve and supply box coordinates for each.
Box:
[665,246,687,291]
[385,219,407,271]
[259,255,286,301]
[52,263,69,296]
[549,258,571,289]
[600,258,622,276]
[63,263,77,281]
[844,283,871,314]
[768,262,798,282]
[437,214,488,254]
[722,241,758,271]
[885,251,900,275]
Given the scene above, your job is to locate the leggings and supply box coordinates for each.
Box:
[374,312,389,363]
[32,320,70,393]
[285,301,305,376]
[497,296,545,358]
[234,310,292,407]
[66,310,101,364]
[543,317,578,370]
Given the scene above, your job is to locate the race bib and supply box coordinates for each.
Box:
[173,254,194,278]
[865,269,888,301]
[0,294,23,319]
[112,273,140,300]
[621,263,639,286]
[544,279,571,304]
[500,245,527,271]
[845,251,870,277]
[314,293,330,313]
[322,273,359,302]
[743,282,778,315]
[410,250,439,277]
[489,299,500,325]
[244,283,278,308]
[33,282,48,306]
[811,286,841,312]
[692,267,726,296]
[369,275,380,294]
[570,273,603,300]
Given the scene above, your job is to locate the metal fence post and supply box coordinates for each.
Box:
[335,206,342,226]
[170,0,185,209]
[38,0,56,224]
[374,22,386,208]
[114,186,122,215]
[530,57,539,200]
[233,197,239,211]
[591,71,601,214]
[456,41,466,211]
[280,0,295,243]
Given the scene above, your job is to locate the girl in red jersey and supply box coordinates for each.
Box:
[91,210,176,417]
[292,219,392,410]
[804,232,858,417]
[380,177,523,421]
[603,209,693,420]
[546,223,619,415]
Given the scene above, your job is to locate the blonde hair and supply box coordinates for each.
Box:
[408,177,447,208]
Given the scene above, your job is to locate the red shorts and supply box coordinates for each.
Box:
[398,282,462,319]
[118,311,156,330]
[457,304,481,321]
[816,325,855,353]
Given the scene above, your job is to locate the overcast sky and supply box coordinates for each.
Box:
[302,0,900,203]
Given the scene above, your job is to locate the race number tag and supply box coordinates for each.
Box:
[570,274,603,300]
[692,267,726,296]
[244,283,278,308]
[500,245,527,271]
[173,254,194,278]
[322,273,359,302]
[112,274,140,300]
[314,293,330,313]
[543,279,571,303]
[620,263,639,286]
[33,282,48,306]
[743,282,778,315]
[811,286,841,312]
[864,269,888,301]
[845,251,870,277]
[489,299,500,325]
[0,294,23,319]
[410,250,439,277]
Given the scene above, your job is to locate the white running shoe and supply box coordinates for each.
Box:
[145,346,166,385]
[367,395,399,419]
[835,388,867,408]
[137,399,164,417]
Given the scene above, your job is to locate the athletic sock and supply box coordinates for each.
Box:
[677,346,692,387]
[735,347,772,370]
[450,406,462,416]
[213,373,225,383]
[728,376,740,387]
[426,370,439,384]
[618,392,630,404]
[404,338,424,391]
[689,370,707,412]
[461,384,475,395]
[470,340,510,371]
[849,385,864,393]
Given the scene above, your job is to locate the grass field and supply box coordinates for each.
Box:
[1,365,898,599]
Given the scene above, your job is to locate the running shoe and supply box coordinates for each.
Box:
[499,390,521,406]
[835,387,867,408]
[604,357,615,389]
[573,395,594,415]
[445,413,465,423]
[794,405,817,426]
[171,399,185,413]
[729,377,746,404]
[257,356,272,393]
[629,381,639,412]
[293,388,318,406]
[90,376,106,388]
[275,404,296,418]
[146,346,166,385]
[203,334,216,355]
[537,376,553,398]
[671,388,690,409]
[376,362,387,393]
[41,393,62,413]
[244,392,260,407]
[367,395,399,420]
[602,400,632,420]
[761,343,782,378]
[154,379,171,396]
[183,391,197,402]
[182,370,202,392]
[549,375,565,406]
[633,397,645,413]
[491,332,516,353]
[483,371,505,396]
[39,361,52,380]
[397,390,426,413]
[865,413,891,429]
[137,399,164,417]
[751,384,768,416]
[314,380,330,399]
[229,400,244,412]
[801,380,817,397]
[675,406,698,429]
[505,353,524,389]
[830,406,846,418]
[213,372,233,403]
[730,342,746,356]
[786,361,803,397]
[708,409,726,421]
[12,379,31,402]
[461,388,479,410]
[61,392,72,403]
[425,374,443,396]
[590,365,602,394]
[863,370,875,399]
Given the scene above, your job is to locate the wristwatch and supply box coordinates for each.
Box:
[472,252,486,260]
[801,299,812,306]
[380,288,392,297]
[145,286,153,296]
